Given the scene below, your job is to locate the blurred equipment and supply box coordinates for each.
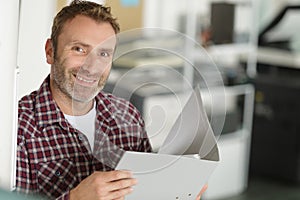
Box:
[250,4,300,183]
[259,5,300,51]
[202,84,254,199]
[210,2,235,44]
[250,64,300,182]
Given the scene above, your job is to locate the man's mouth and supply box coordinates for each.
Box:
[76,75,95,83]
[74,74,97,86]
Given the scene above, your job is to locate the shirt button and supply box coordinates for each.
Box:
[55,170,61,177]
[78,135,84,141]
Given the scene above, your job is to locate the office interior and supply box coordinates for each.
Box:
[0,0,300,199]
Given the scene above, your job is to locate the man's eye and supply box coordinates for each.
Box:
[100,52,110,57]
[73,46,85,53]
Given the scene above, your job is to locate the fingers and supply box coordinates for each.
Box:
[95,170,137,193]
[70,170,137,200]
[91,170,136,199]
[112,197,125,200]
[105,170,137,199]
[196,184,208,200]
[99,170,133,182]
[200,184,208,194]
[109,186,134,200]
[109,176,138,191]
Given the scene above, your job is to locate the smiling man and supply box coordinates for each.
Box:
[16,1,152,199]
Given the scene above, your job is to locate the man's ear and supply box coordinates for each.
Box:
[45,39,54,64]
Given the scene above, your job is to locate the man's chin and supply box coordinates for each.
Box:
[71,88,102,103]
[72,96,94,103]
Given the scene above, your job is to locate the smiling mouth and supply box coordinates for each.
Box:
[74,74,97,85]
[77,75,94,83]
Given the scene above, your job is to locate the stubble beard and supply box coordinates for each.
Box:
[52,59,109,103]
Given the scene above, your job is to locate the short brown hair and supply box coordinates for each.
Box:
[51,0,120,55]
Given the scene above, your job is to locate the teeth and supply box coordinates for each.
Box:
[77,75,94,83]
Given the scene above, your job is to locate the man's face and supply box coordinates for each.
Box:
[47,15,116,103]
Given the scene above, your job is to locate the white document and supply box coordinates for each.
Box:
[116,86,220,199]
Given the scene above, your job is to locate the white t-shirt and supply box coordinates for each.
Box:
[64,102,96,150]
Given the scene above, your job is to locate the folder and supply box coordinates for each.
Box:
[116,86,220,199]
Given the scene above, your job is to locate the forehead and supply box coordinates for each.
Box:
[60,15,116,48]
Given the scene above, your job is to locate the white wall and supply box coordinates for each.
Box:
[0,0,19,190]
[0,0,56,190]
[17,0,56,100]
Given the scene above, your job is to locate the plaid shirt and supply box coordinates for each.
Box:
[16,75,152,200]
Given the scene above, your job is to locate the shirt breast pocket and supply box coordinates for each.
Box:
[37,159,77,198]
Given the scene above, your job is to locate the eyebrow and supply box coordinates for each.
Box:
[97,48,114,52]
[70,41,115,52]
[69,41,90,49]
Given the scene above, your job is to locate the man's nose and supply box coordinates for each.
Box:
[81,54,110,75]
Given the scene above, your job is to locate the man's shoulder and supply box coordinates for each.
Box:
[17,91,39,139]
[18,76,49,114]
[18,91,38,114]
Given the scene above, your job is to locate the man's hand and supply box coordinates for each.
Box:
[196,184,208,200]
[70,170,137,200]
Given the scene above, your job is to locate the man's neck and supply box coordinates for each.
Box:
[67,99,94,116]
[50,81,94,116]
[55,93,94,116]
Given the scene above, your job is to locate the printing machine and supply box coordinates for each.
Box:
[249,5,300,183]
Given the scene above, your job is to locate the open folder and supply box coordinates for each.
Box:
[116,86,220,199]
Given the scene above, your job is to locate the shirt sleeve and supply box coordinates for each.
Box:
[15,131,32,194]
[139,135,153,153]
[137,117,153,153]
[17,127,72,200]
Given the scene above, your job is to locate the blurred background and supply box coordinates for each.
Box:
[1,0,300,199]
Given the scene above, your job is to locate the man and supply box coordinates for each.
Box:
[16,1,206,199]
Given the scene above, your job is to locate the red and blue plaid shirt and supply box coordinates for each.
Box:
[16,75,152,199]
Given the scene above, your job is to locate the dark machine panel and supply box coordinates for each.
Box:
[250,65,300,182]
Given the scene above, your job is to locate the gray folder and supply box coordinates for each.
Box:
[116,86,220,199]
